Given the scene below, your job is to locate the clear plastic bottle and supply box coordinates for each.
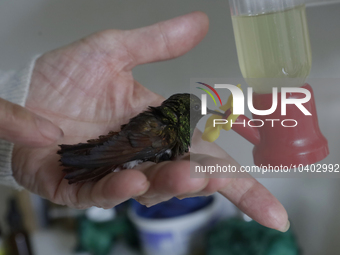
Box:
[229,0,312,94]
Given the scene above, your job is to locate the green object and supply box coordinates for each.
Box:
[206,219,300,255]
[232,4,312,93]
[77,214,139,255]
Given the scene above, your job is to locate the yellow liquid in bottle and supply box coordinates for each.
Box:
[232,5,312,94]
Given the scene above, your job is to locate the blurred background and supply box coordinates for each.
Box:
[0,0,340,254]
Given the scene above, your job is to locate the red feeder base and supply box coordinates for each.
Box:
[233,84,329,167]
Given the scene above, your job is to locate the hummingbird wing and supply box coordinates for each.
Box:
[58,112,175,183]
[58,131,119,155]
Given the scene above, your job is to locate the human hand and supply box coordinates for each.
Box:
[0,97,63,147]
[11,12,288,232]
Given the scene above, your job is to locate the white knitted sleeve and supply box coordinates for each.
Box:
[0,57,38,189]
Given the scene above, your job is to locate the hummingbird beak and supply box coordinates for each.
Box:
[207,108,225,117]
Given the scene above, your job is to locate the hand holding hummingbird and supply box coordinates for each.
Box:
[9,12,289,232]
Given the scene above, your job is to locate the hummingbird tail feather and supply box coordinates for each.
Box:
[57,131,119,156]
[58,143,95,154]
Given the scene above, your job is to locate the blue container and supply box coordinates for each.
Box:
[129,196,220,255]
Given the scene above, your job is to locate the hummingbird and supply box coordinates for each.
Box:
[58,93,222,184]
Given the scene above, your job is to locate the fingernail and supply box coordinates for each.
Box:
[134,162,155,172]
[145,203,156,208]
[135,181,150,197]
[280,220,290,232]
[138,193,157,199]
[35,115,64,142]
[177,194,189,200]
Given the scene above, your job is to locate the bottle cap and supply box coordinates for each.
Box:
[85,207,116,222]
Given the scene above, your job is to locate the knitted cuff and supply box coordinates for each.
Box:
[0,55,40,189]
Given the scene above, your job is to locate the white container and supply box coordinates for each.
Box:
[128,195,222,255]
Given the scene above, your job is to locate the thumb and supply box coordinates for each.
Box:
[123,11,209,68]
[0,98,63,147]
[95,11,209,70]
